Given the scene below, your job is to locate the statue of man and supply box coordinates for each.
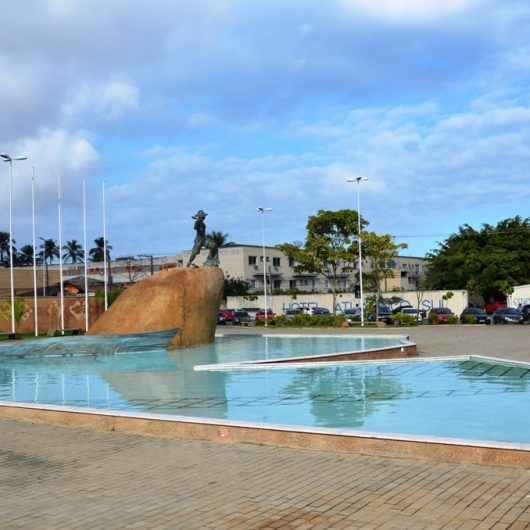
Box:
[187,210,207,267]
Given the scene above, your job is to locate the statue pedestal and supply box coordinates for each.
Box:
[88,268,224,350]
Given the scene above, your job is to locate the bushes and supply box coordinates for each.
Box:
[392,314,418,327]
[447,315,459,325]
[462,315,477,324]
[260,314,347,328]
[428,312,439,325]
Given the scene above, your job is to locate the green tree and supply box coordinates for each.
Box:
[363,232,407,319]
[279,209,366,314]
[206,231,231,248]
[425,216,530,301]
[0,231,10,265]
[89,237,113,289]
[224,277,250,298]
[39,238,59,292]
[63,239,84,263]
[17,245,35,266]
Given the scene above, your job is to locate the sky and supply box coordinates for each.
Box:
[1,0,530,258]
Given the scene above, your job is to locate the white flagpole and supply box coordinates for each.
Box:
[31,167,38,336]
[102,181,108,311]
[83,179,89,332]
[57,174,65,335]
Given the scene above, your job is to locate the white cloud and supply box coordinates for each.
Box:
[63,80,139,122]
[339,0,479,22]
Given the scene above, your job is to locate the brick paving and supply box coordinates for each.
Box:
[1,420,530,529]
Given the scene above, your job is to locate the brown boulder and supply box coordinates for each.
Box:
[88,268,224,349]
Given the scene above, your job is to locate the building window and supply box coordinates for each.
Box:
[273,280,281,289]
[401,271,407,278]
[248,256,257,265]
[260,256,270,262]
[250,280,256,288]
[288,257,295,267]
[273,257,280,267]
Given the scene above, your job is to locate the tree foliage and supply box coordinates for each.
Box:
[279,209,366,313]
[425,216,530,300]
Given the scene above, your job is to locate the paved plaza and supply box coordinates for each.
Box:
[1,326,530,529]
[1,419,530,530]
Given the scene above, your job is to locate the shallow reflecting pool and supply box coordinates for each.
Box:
[0,334,529,445]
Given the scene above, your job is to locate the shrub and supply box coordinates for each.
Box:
[392,314,418,326]
[462,315,477,325]
[271,314,346,328]
[447,315,459,325]
[428,312,439,325]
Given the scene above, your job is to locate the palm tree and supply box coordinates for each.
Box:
[206,231,231,249]
[89,237,112,262]
[90,237,113,289]
[39,238,59,293]
[0,231,14,267]
[17,245,34,266]
[63,239,84,264]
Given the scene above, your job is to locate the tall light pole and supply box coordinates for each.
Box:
[346,177,368,327]
[57,174,65,335]
[257,207,272,326]
[102,181,108,311]
[82,179,89,332]
[31,167,38,336]
[1,153,28,336]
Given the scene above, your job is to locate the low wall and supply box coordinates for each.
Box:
[508,285,530,308]
[0,297,103,334]
[1,404,528,468]
[227,290,468,316]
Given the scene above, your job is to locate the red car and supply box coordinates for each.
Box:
[219,309,235,323]
[484,301,507,315]
[255,310,275,322]
[429,307,454,323]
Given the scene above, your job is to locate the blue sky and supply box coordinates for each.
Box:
[1,0,529,258]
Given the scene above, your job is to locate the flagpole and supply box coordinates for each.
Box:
[83,179,89,332]
[102,181,108,311]
[57,174,65,335]
[31,167,38,336]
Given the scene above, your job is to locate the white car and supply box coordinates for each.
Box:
[398,307,423,322]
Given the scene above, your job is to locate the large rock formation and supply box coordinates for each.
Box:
[88,268,224,349]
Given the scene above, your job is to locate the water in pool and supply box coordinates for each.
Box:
[0,334,529,445]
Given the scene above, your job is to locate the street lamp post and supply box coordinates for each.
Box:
[346,176,368,327]
[82,179,89,333]
[257,207,272,327]
[31,167,38,336]
[1,153,28,336]
[57,174,65,335]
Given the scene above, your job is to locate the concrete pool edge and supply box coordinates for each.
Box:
[1,394,530,469]
[195,334,417,370]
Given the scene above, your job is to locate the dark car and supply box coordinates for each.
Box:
[343,308,361,324]
[392,304,413,315]
[217,312,227,325]
[460,307,489,324]
[429,307,454,324]
[311,307,330,315]
[232,310,251,325]
[255,310,275,322]
[492,308,524,325]
[521,304,530,322]
[284,308,303,319]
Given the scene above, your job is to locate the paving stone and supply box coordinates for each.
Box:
[1,419,529,529]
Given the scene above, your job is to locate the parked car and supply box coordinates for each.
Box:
[284,308,303,319]
[484,300,507,314]
[367,305,393,323]
[392,304,413,315]
[217,312,227,325]
[240,307,261,320]
[255,310,275,322]
[219,309,235,323]
[492,308,524,325]
[429,307,455,324]
[460,307,489,324]
[232,310,251,325]
[343,308,361,324]
[520,304,530,322]
[395,307,423,323]
[311,307,330,316]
